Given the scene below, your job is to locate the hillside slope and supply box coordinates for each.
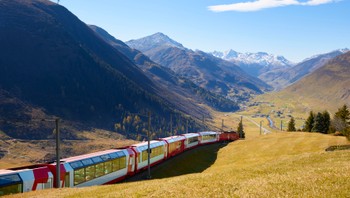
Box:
[256,52,350,115]
[13,131,349,197]
[90,25,239,112]
[260,49,348,90]
[0,0,200,139]
[281,51,350,111]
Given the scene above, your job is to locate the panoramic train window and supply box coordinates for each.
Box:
[109,152,119,159]
[202,134,216,141]
[81,159,93,166]
[95,163,104,178]
[112,158,120,171]
[70,161,84,169]
[0,174,22,196]
[142,150,148,162]
[120,156,126,169]
[150,146,163,159]
[140,144,163,162]
[104,161,112,174]
[85,165,96,181]
[92,157,103,164]
[74,168,85,185]
[188,137,198,144]
[0,184,22,196]
[169,142,177,153]
[101,154,111,161]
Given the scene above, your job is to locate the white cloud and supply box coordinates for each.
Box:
[208,0,339,12]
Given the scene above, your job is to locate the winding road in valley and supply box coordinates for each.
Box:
[238,114,271,134]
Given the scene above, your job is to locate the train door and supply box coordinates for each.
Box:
[128,147,139,174]
[127,155,134,173]
[181,139,185,151]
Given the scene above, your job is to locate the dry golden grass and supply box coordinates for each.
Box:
[7,114,349,198]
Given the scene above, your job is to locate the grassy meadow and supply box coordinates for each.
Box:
[7,112,350,198]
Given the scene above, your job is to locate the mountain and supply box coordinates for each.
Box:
[126,33,271,101]
[259,49,349,90]
[90,25,239,112]
[210,49,293,77]
[126,32,184,52]
[0,0,200,139]
[279,51,350,111]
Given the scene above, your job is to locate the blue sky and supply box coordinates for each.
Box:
[53,0,350,62]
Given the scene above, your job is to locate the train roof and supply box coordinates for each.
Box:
[130,140,165,147]
[222,130,238,133]
[181,133,199,138]
[130,140,165,152]
[198,131,218,135]
[60,149,125,163]
[0,169,16,175]
[0,164,54,176]
[160,135,185,143]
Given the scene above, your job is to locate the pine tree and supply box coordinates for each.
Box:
[333,104,350,139]
[322,111,331,134]
[287,117,296,131]
[312,112,324,132]
[334,104,350,125]
[304,111,315,132]
[237,118,245,139]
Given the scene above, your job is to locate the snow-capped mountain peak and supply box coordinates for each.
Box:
[210,49,294,68]
[126,32,184,52]
[301,48,349,62]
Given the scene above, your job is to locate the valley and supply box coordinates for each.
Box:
[0,0,349,197]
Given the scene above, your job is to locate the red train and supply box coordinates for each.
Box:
[0,131,238,196]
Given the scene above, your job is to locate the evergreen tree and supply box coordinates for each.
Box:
[322,111,331,134]
[304,111,315,132]
[237,119,245,139]
[287,117,296,131]
[312,112,324,132]
[333,104,350,139]
[334,104,350,125]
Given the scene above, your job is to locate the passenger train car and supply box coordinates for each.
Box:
[160,136,185,157]
[0,131,239,196]
[0,165,53,195]
[182,133,200,150]
[48,149,136,188]
[129,140,167,172]
[198,131,220,144]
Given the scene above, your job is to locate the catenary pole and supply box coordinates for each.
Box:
[147,112,151,179]
[222,119,224,131]
[281,120,283,131]
[170,114,173,136]
[55,118,60,188]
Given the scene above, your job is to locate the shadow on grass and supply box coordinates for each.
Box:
[124,142,227,182]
